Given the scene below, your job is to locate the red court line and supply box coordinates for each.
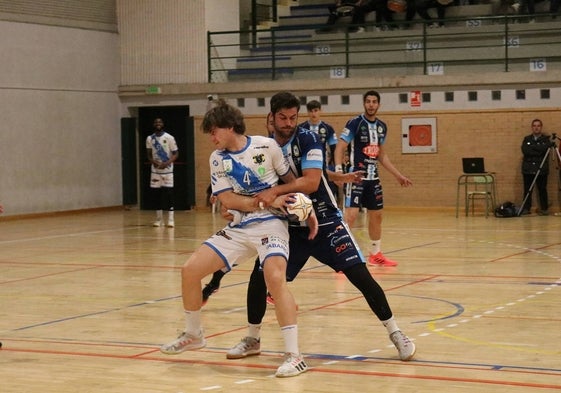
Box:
[1,345,560,390]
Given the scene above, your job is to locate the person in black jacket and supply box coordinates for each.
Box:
[521,119,553,215]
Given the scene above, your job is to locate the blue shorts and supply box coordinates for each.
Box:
[286,219,366,281]
[344,179,383,210]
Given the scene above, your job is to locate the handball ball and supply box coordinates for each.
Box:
[285,193,313,221]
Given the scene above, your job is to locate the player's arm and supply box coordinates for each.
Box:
[333,139,349,173]
[377,146,413,187]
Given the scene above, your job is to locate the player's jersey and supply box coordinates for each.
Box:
[278,128,342,226]
[146,132,178,174]
[298,120,337,169]
[210,135,290,227]
[340,114,388,181]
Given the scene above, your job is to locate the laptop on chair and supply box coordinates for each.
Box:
[462,157,486,173]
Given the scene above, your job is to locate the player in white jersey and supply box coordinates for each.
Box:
[159,99,314,378]
[145,118,178,227]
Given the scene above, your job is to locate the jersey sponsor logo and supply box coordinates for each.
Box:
[306,149,323,161]
[362,144,379,158]
[216,229,232,240]
[335,241,353,254]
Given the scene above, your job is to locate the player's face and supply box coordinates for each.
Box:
[363,96,379,119]
[208,127,233,150]
[153,118,164,132]
[272,107,299,140]
[308,108,321,124]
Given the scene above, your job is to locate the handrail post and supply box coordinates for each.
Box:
[345,30,350,78]
[504,15,509,72]
[207,31,212,83]
[271,27,276,80]
[422,22,428,75]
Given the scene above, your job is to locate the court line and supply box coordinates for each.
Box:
[1,343,560,390]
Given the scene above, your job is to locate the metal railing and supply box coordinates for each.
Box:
[208,14,561,83]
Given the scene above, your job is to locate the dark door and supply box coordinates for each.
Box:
[138,106,194,210]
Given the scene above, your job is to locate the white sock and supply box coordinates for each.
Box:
[370,239,381,255]
[248,323,262,340]
[281,324,299,355]
[184,309,202,336]
[382,316,399,335]
[156,210,163,220]
[168,210,174,221]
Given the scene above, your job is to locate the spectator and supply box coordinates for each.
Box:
[318,1,361,32]
[349,0,397,32]
[410,0,453,28]
[520,119,552,215]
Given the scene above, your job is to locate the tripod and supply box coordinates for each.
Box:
[517,133,561,216]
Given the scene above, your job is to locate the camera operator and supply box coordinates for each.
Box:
[520,119,552,215]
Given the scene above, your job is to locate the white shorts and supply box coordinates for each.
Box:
[203,218,289,271]
[150,172,174,188]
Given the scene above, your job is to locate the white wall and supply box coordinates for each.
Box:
[0,21,120,215]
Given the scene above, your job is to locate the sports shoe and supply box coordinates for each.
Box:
[152,220,162,227]
[368,252,398,267]
[226,336,261,359]
[160,331,206,355]
[390,330,416,361]
[276,353,308,377]
[202,281,220,305]
[166,220,175,228]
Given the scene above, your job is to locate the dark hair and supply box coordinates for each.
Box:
[363,90,381,103]
[531,118,542,126]
[201,99,246,135]
[306,100,321,111]
[270,91,300,114]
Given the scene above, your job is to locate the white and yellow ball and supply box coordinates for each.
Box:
[285,193,313,221]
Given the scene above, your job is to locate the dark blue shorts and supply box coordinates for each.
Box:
[344,179,383,210]
[286,219,366,281]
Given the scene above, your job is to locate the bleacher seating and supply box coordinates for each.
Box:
[223,0,561,81]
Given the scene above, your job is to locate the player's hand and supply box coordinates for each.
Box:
[254,187,280,208]
[306,210,318,240]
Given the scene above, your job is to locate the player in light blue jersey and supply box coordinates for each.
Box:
[160,99,316,378]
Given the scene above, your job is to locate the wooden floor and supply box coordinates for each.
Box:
[1,207,560,393]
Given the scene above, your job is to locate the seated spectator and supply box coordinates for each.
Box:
[350,0,397,32]
[406,0,452,28]
[552,0,560,18]
[318,1,361,32]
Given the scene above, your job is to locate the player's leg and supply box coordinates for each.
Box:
[161,228,244,355]
[342,263,416,360]
[226,257,266,359]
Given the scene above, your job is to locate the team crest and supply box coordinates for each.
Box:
[253,154,265,164]
[223,159,233,173]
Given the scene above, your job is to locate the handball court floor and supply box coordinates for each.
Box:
[0,207,560,393]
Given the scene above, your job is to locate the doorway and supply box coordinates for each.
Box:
[135,105,195,210]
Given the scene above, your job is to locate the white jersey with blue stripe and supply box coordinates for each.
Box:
[210,135,290,227]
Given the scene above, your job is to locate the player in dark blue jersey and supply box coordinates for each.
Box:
[225,91,416,363]
[334,90,412,267]
[298,100,340,200]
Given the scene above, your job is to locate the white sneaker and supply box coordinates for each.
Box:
[166,220,175,228]
[152,220,162,227]
[160,331,206,354]
[390,330,416,361]
[226,336,261,359]
[275,353,308,377]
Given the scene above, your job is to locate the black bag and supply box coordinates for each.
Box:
[494,201,518,218]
